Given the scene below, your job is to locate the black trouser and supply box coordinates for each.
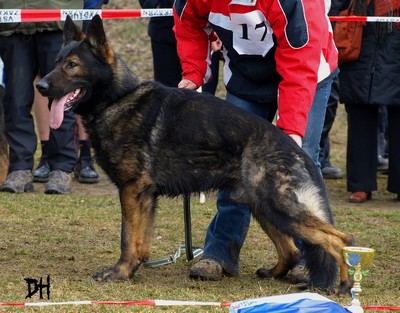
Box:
[0,31,77,173]
[346,103,400,194]
[319,75,339,168]
[202,51,221,95]
[151,39,182,88]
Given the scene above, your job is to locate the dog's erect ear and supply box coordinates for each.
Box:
[86,15,115,64]
[63,15,84,46]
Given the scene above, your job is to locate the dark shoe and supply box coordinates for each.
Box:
[349,192,372,203]
[74,159,99,183]
[321,165,343,179]
[285,264,309,284]
[44,170,72,194]
[189,259,225,281]
[377,155,389,171]
[33,158,50,182]
[396,194,400,201]
[0,170,33,193]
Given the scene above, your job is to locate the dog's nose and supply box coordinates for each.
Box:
[36,80,49,94]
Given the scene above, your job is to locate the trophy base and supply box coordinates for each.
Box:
[346,298,364,313]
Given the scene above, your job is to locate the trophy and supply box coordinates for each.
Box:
[343,246,375,313]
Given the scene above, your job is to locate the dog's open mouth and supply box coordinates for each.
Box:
[64,88,82,111]
[49,88,84,129]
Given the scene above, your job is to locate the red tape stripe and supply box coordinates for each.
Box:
[1,9,400,23]
[364,306,400,311]
[20,9,61,22]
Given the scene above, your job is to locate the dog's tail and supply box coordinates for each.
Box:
[302,242,338,288]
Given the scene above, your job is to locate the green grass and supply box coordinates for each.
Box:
[1,1,399,312]
[0,188,399,313]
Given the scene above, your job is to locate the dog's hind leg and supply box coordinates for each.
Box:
[93,181,156,282]
[256,221,300,280]
[293,220,354,294]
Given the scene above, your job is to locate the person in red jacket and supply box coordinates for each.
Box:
[173,0,339,281]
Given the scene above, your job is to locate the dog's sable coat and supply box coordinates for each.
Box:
[37,15,353,294]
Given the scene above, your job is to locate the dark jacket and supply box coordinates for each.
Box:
[139,0,176,44]
[0,0,83,36]
[333,0,400,106]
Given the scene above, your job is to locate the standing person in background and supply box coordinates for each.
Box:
[319,76,344,179]
[0,0,83,194]
[32,0,109,184]
[173,0,338,281]
[377,105,388,172]
[318,3,345,180]
[72,0,107,183]
[31,74,52,183]
[139,0,220,90]
[331,0,400,202]
[139,0,183,87]
[0,58,8,185]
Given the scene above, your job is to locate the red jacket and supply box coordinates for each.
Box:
[173,0,338,137]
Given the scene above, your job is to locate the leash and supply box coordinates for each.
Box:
[143,244,203,268]
[143,193,203,268]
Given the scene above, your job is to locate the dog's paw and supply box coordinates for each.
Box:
[336,279,353,297]
[92,267,130,282]
[256,267,274,279]
[323,280,352,297]
[296,284,309,291]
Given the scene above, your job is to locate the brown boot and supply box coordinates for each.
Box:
[189,259,225,281]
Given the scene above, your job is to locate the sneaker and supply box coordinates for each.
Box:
[0,170,33,193]
[188,259,225,281]
[33,158,50,182]
[74,158,99,183]
[377,155,389,171]
[285,264,309,284]
[44,170,72,194]
[321,165,343,179]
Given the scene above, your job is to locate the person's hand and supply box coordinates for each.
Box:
[211,38,222,52]
[289,134,302,147]
[178,79,198,90]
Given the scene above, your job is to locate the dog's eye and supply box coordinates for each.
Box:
[67,61,78,68]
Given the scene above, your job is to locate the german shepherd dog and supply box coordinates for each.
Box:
[37,15,354,294]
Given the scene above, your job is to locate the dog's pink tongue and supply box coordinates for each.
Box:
[49,94,69,129]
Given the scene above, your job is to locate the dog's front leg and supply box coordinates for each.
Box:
[93,182,155,282]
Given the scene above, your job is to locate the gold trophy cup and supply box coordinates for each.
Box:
[343,246,375,313]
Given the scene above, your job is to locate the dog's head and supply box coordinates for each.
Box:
[36,15,115,129]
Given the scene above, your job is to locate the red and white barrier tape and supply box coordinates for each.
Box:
[1,9,400,23]
[0,299,231,307]
[330,15,400,22]
[0,9,173,23]
[0,300,399,310]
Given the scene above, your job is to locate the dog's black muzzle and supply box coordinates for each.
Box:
[36,79,50,97]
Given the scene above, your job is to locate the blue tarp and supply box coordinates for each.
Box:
[229,293,351,313]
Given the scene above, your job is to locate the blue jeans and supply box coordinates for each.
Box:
[302,78,333,173]
[201,78,333,275]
